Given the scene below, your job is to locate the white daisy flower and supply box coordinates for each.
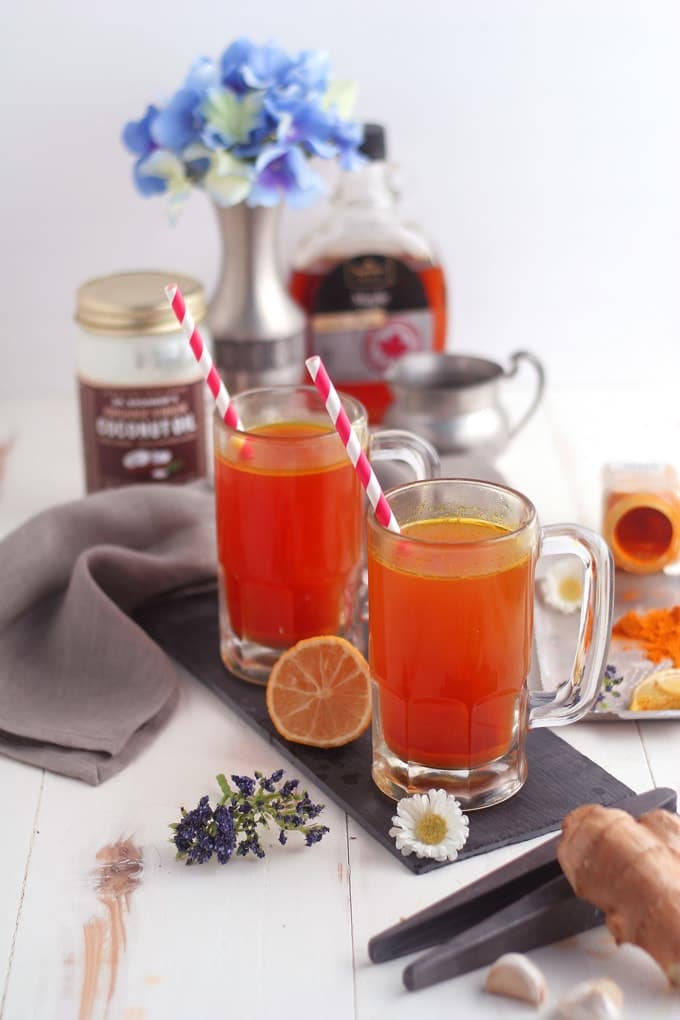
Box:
[540,557,584,614]
[389,789,470,862]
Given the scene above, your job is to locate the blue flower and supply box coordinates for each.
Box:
[122,105,167,196]
[201,88,263,149]
[231,774,257,797]
[237,40,293,90]
[190,146,253,207]
[136,150,192,218]
[283,49,330,96]
[331,118,366,171]
[151,88,204,152]
[249,144,325,209]
[219,38,294,94]
[275,100,364,171]
[171,771,329,865]
[132,161,167,197]
[219,38,258,92]
[257,768,285,791]
[171,795,236,865]
[213,805,236,864]
[185,55,218,93]
[305,827,329,847]
[122,104,158,157]
[123,38,364,213]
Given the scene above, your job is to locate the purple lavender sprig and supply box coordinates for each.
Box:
[596,663,625,711]
[170,769,329,865]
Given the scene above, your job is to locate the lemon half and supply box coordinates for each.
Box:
[629,669,680,712]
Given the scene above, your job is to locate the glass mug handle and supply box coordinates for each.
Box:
[529,524,614,727]
[369,428,441,482]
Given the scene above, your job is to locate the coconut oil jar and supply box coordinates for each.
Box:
[76,271,210,493]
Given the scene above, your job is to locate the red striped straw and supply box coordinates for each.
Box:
[165,284,243,430]
[305,355,400,534]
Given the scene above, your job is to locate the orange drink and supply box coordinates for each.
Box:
[213,387,371,685]
[369,516,533,770]
[368,479,613,809]
[215,419,363,649]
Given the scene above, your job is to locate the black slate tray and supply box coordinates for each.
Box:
[135,586,634,874]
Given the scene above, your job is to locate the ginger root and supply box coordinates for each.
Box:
[557,805,680,986]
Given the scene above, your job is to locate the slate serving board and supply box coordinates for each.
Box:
[135,586,634,874]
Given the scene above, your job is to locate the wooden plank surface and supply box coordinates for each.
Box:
[0,765,43,1016]
[2,671,354,1019]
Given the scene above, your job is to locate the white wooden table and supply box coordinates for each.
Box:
[1,385,679,1020]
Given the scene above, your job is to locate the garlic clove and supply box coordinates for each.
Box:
[556,978,624,1019]
[485,952,547,1006]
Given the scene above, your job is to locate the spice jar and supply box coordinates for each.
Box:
[602,463,680,574]
[76,271,210,493]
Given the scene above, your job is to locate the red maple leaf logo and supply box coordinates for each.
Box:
[378,333,411,360]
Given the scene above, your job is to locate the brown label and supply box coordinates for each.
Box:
[78,380,207,492]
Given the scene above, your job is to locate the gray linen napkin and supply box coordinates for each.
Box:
[0,483,216,785]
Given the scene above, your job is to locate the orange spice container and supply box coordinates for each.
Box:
[602,463,680,573]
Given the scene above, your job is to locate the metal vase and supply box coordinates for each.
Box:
[208,202,306,394]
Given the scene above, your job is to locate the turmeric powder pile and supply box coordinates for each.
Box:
[612,605,680,667]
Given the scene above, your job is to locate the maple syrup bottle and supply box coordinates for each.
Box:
[290,124,447,423]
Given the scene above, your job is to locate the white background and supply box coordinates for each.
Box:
[2,0,679,400]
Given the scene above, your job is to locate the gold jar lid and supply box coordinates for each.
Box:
[75,270,206,336]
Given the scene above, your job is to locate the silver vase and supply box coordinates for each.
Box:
[208,202,306,394]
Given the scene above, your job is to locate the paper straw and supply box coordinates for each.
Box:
[165,284,243,430]
[305,355,400,534]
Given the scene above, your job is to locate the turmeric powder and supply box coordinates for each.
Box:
[557,804,680,986]
[612,605,680,667]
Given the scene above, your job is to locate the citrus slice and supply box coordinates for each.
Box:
[657,669,680,698]
[266,636,372,748]
[629,669,680,712]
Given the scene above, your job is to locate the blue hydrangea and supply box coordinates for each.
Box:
[150,88,204,152]
[121,105,166,196]
[248,144,326,209]
[122,38,364,213]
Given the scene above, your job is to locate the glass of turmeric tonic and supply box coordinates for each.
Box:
[214,386,438,684]
[368,479,614,809]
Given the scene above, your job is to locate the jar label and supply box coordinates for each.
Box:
[78,380,207,492]
[308,255,437,382]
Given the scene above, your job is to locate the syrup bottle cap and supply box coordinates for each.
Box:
[359,123,387,161]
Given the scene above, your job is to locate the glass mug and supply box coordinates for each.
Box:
[213,386,439,684]
[368,478,613,810]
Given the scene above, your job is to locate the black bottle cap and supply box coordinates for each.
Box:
[359,123,387,161]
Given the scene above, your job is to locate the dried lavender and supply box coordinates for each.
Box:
[596,663,625,710]
[170,769,329,865]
